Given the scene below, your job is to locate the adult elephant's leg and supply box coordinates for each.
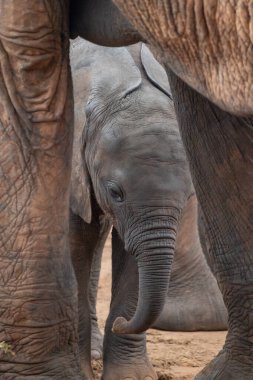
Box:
[103,228,156,380]
[0,1,83,379]
[70,208,110,374]
[168,70,253,379]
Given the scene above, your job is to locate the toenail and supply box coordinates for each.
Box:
[144,377,153,380]
[91,349,102,360]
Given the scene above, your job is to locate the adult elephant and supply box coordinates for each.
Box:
[0,1,252,379]
[70,39,227,379]
[0,2,84,380]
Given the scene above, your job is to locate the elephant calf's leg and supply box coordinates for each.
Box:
[103,228,156,380]
[89,223,110,360]
[70,211,94,379]
[0,1,83,379]
[70,208,110,374]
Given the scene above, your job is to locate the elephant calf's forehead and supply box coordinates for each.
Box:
[99,122,186,165]
[100,94,178,141]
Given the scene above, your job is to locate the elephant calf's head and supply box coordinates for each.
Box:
[71,40,193,334]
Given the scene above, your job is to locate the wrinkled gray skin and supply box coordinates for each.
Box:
[69,39,227,380]
[1,1,252,379]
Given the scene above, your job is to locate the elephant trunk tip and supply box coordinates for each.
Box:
[112,316,134,335]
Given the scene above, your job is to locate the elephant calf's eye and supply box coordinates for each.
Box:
[107,182,124,203]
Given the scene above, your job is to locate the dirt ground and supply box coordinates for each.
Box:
[94,238,226,379]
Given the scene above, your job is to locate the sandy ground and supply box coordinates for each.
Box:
[94,238,226,379]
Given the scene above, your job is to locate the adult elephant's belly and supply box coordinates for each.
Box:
[113,0,253,116]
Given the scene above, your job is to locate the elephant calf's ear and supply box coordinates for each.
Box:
[70,165,92,223]
[89,46,142,103]
[70,39,94,224]
[141,44,172,100]
[70,141,92,224]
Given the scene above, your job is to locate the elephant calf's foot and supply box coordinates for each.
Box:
[102,358,157,380]
[91,323,103,360]
[195,349,253,380]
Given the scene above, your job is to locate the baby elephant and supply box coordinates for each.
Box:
[70,40,227,380]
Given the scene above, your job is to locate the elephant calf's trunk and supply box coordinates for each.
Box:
[112,225,177,335]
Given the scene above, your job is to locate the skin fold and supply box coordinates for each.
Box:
[70,39,227,380]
